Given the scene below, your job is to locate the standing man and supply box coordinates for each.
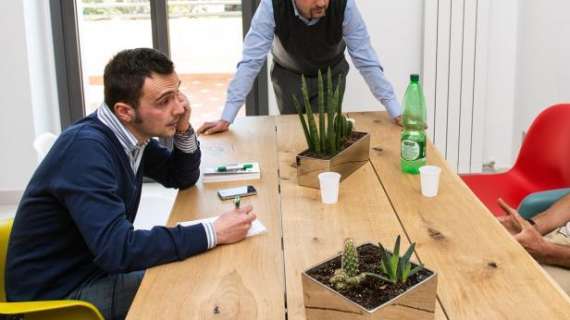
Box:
[198,0,402,135]
[7,48,256,320]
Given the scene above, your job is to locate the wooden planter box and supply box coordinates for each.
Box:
[296,131,370,189]
[302,243,438,320]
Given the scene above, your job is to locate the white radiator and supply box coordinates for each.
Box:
[422,0,490,173]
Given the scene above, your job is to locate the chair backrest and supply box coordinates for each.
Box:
[33,132,58,164]
[0,219,13,302]
[513,104,570,189]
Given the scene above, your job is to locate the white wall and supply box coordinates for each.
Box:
[513,0,570,157]
[481,0,570,170]
[0,1,59,203]
[268,1,423,115]
[0,1,37,199]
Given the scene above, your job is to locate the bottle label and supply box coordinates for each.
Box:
[401,140,421,161]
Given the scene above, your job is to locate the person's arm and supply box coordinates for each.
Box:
[529,193,570,235]
[498,197,570,268]
[198,0,275,134]
[142,128,201,189]
[57,138,256,274]
[540,242,570,268]
[342,0,401,121]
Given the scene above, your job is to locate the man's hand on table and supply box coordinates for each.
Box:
[197,119,230,135]
[393,115,402,127]
[214,205,256,244]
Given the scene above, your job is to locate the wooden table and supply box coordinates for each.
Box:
[127,112,570,319]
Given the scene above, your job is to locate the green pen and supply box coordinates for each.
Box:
[217,163,253,172]
[234,195,241,209]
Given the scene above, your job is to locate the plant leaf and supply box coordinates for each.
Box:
[292,95,312,151]
[393,235,401,258]
[408,264,424,278]
[379,243,395,282]
[401,262,412,283]
[364,272,396,284]
[401,242,416,266]
[317,70,326,153]
[301,75,320,154]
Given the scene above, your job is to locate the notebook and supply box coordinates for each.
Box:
[202,161,261,183]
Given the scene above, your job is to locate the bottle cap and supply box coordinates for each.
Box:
[410,74,420,82]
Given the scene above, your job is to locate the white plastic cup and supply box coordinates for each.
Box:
[318,172,341,204]
[419,166,442,197]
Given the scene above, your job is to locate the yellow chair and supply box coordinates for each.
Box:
[0,219,104,320]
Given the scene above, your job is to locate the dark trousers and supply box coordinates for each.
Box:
[66,271,144,320]
[271,58,349,114]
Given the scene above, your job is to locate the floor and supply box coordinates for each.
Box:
[0,182,176,230]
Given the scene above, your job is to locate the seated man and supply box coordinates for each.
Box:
[498,192,570,294]
[6,48,256,320]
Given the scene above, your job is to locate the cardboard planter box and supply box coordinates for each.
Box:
[301,243,438,320]
[296,131,371,189]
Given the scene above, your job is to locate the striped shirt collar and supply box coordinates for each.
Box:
[97,103,149,151]
[97,104,150,173]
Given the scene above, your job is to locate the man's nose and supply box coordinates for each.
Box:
[173,94,185,115]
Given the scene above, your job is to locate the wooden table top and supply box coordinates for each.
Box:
[127,112,570,319]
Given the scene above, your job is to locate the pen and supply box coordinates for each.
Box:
[234,195,241,209]
[217,163,253,172]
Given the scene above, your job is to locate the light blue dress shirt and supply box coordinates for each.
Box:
[221,0,402,122]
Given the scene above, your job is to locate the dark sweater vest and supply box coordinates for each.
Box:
[271,0,348,76]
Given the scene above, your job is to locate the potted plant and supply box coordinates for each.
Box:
[293,69,370,189]
[301,237,438,319]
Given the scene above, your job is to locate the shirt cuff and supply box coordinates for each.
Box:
[174,127,199,153]
[221,103,242,123]
[383,99,402,119]
[202,221,218,249]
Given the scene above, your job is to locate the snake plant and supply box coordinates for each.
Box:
[292,68,353,157]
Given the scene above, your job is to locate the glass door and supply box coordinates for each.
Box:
[76,0,154,114]
[167,0,245,128]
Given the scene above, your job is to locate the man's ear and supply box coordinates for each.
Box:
[113,102,135,123]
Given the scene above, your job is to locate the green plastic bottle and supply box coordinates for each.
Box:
[400,74,427,174]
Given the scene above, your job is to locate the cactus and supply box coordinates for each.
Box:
[330,239,366,291]
[329,237,425,292]
[293,69,354,156]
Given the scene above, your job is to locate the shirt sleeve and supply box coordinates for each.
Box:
[221,0,275,123]
[143,132,201,190]
[173,126,199,153]
[343,0,402,118]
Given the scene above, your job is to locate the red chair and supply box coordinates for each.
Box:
[461,103,570,216]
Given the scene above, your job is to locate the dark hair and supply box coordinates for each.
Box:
[104,48,174,110]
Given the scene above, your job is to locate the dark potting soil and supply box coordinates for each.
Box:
[299,131,367,160]
[305,243,433,311]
